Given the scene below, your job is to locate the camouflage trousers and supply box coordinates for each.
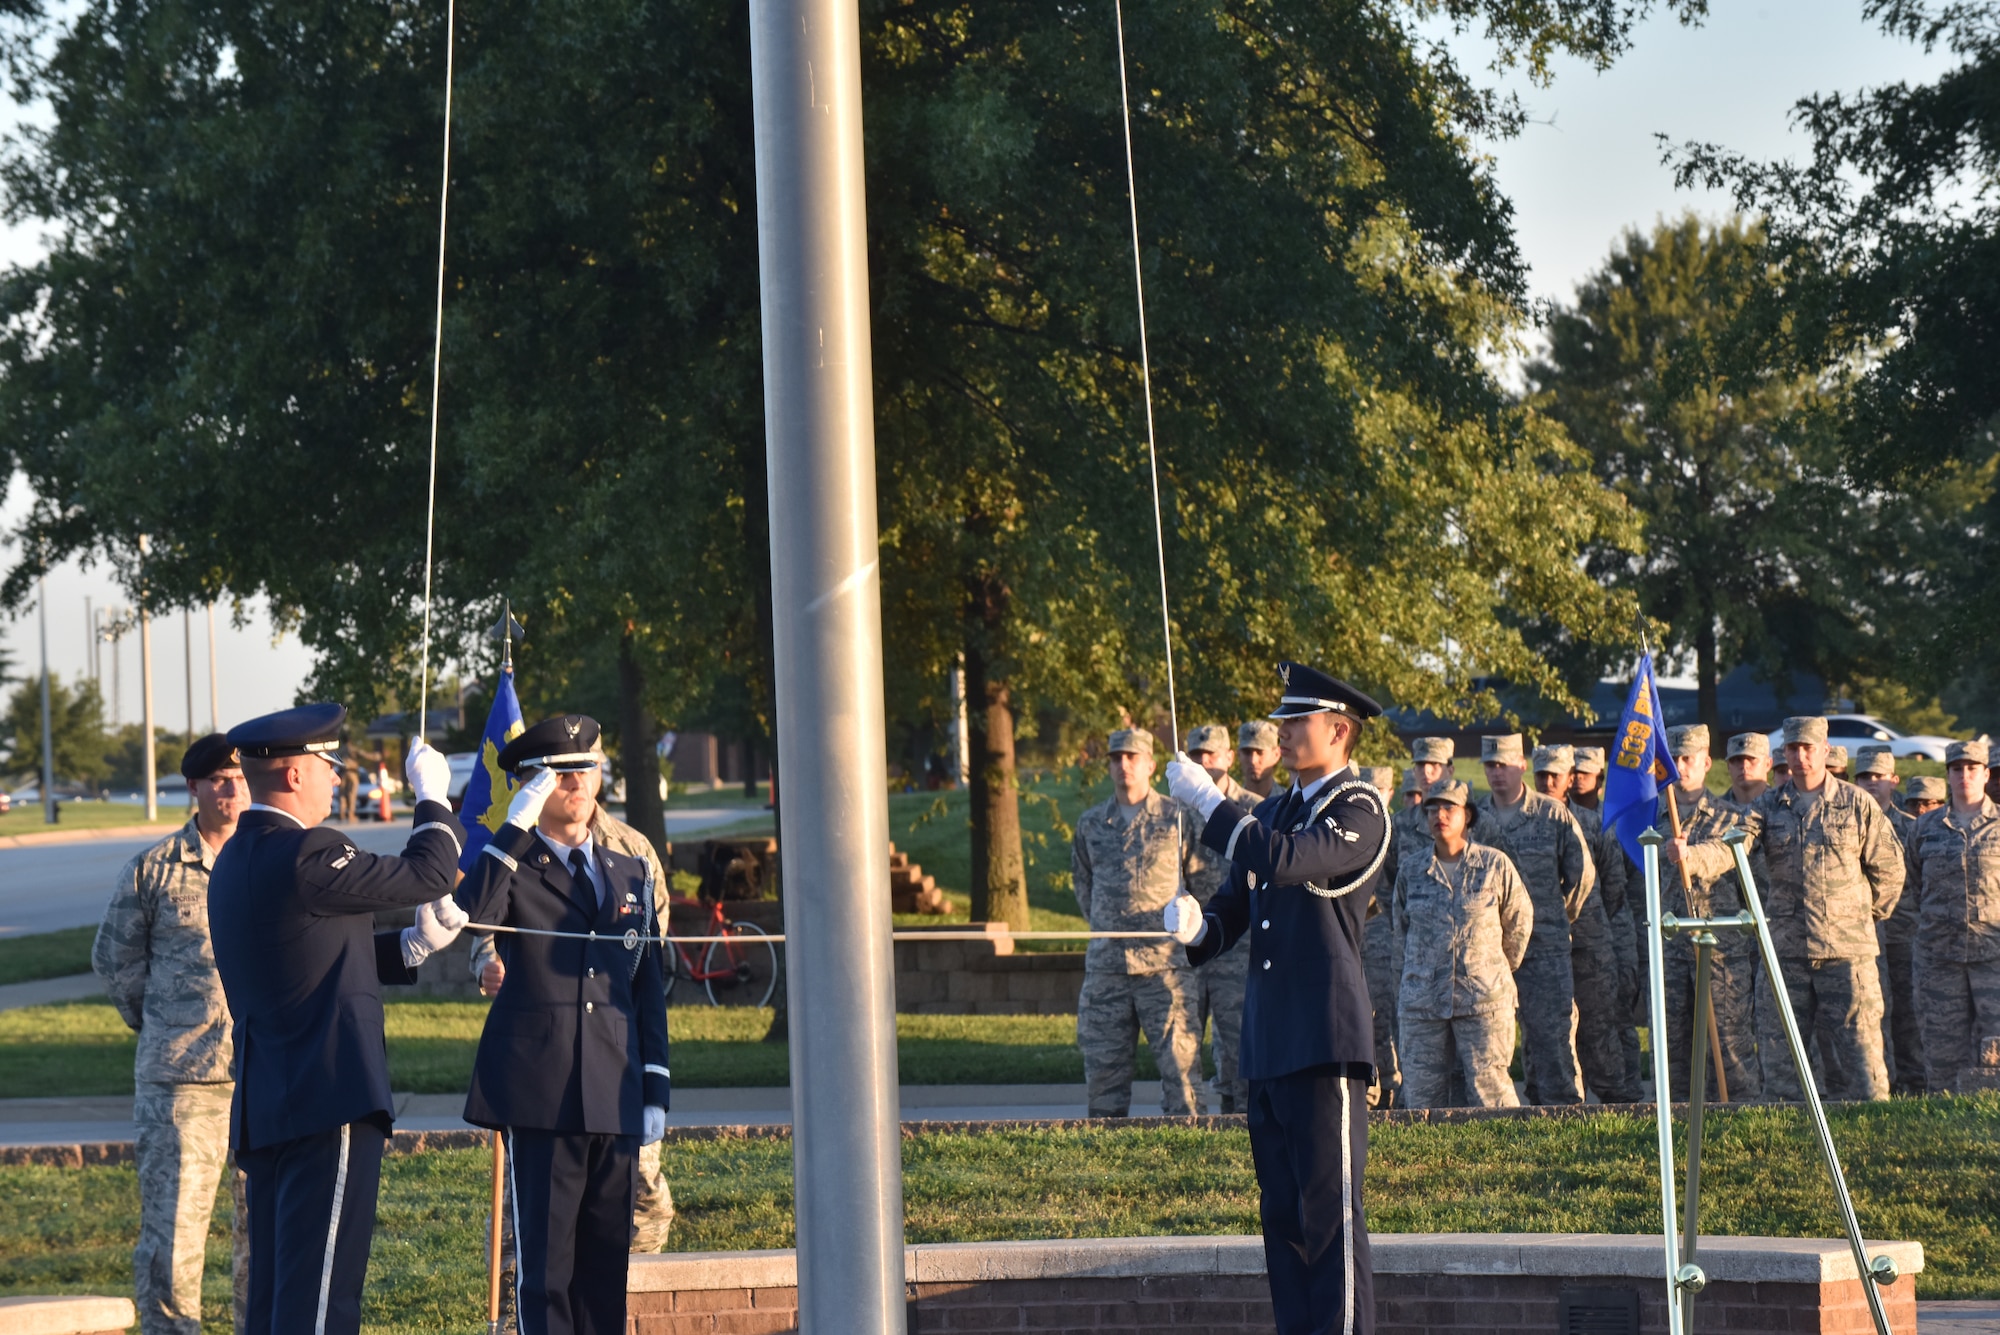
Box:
[1573,935,1640,1103]
[1191,942,1249,1114]
[1361,922,1401,1109]
[1078,968,1201,1117]
[133,1081,241,1335]
[1514,939,1581,1106]
[1612,904,1643,1090]
[1918,957,2000,1094]
[1762,957,1889,1103]
[1399,1011,1520,1110]
[1878,942,1927,1094]
[1661,938,1763,1102]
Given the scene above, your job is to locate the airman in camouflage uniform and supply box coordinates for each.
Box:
[1535,745,1637,1103]
[91,736,250,1335]
[1853,746,1925,1093]
[1907,740,2000,1093]
[1181,724,1253,1112]
[1394,780,1533,1108]
[1072,728,1204,1116]
[1675,716,1903,1102]
[1375,739,1457,1107]
[1576,745,1645,1087]
[1235,719,1282,803]
[1569,749,1606,813]
[1827,746,1850,780]
[1476,734,1596,1105]
[473,800,678,1252]
[1725,732,1773,810]
[1654,725,1762,1100]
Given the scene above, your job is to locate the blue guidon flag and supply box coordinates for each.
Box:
[1601,652,1677,868]
[457,668,526,872]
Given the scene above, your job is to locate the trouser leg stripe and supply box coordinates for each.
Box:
[507,1130,528,1335]
[1340,1078,1355,1335]
[314,1123,351,1335]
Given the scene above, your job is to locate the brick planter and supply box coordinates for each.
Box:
[626,1233,1925,1334]
[0,1295,136,1335]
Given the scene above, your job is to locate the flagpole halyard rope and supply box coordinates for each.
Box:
[416,0,458,738]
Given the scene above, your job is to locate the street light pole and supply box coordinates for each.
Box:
[39,576,56,825]
[183,608,194,743]
[748,0,904,1324]
[206,603,220,731]
[139,537,157,822]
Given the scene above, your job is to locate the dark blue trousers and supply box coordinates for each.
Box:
[237,1118,387,1335]
[1247,1068,1373,1335]
[506,1128,636,1335]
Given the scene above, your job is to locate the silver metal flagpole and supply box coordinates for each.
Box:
[39,576,56,824]
[747,0,904,1323]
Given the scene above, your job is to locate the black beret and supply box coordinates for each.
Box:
[1268,662,1384,722]
[180,733,241,782]
[496,714,603,773]
[227,703,347,759]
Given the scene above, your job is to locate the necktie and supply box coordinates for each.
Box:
[1276,787,1303,829]
[569,849,597,908]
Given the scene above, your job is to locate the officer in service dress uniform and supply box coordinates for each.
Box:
[208,705,470,1335]
[1164,663,1390,1335]
[454,715,671,1335]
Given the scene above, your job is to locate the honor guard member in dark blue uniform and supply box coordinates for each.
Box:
[207,704,469,1335]
[1164,663,1390,1335]
[454,714,671,1335]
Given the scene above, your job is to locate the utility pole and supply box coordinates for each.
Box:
[183,608,195,743]
[750,0,904,1324]
[206,603,220,731]
[84,596,94,684]
[139,537,157,822]
[39,576,56,824]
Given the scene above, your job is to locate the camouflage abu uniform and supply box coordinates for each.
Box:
[92,817,245,1335]
[1393,782,1533,1109]
[1179,725,1254,1113]
[1854,746,1925,1093]
[1377,739,1457,1107]
[1683,717,1904,1102]
[1474,735,1596,1105]
[472,806,677,1254]
[1905,741,2000,1093]
[1537,745,1637,1104]
[1072,741,1204,1117]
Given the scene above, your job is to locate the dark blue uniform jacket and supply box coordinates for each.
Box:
[454,822,671,1135]
[209,802,462,1151]
[1185,766,1389,1081]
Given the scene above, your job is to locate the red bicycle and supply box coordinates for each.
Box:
[663,893,779,1007]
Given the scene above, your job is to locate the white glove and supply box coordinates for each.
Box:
[405,741,452,806]
[401,895,466,966]
[1163,893,1208,946]
[1166,751,1226,819]
[642,1104,666,1145]
[504,769,560,830]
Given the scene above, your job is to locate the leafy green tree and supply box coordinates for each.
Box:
[2,674,109,788]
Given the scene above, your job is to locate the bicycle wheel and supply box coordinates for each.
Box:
[704,922,779,1008]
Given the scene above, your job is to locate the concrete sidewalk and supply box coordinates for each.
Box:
[0,973,102,1011]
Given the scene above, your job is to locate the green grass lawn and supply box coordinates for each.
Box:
[0,927,97,987]
[0,1002,1163,1098]
[0,805,182,838]
[2,1096,1994,1333]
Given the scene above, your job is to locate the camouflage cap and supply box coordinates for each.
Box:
[1531,744,1574,773]
[1853,746,1896,778]
[1947,738,1991,767]
[1906,776,1948,802]
[1237,720,1279,751]
[1573,746,1607,774]
[1481,734,1526,765]
[1827,745,1849,770]
[1401,766,1424,794]
[1782,716,1830,746]
[1361,765,1398,796]
[1107,728,1154,757]
[1667,724,1710,756]
[1726,732,1771,760]
[1410,737,1455,765]
[1422,778,1474,808]
[1184,724,1232,756]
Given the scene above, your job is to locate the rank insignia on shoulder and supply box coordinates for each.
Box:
[329,845,357,870]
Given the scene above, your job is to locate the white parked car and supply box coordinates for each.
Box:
[1763,714,1955,763]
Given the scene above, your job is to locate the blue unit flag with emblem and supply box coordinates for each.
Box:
[457,667,526,871]
[1601,652,1676,868]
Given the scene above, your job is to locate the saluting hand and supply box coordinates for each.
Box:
[1163,893,1208,946]
[405,741,453,806]
[1166,751,1225,818]
[504,769,561,830]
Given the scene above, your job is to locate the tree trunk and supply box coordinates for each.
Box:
[1695,606,1720,742]
[965,636,1030,930]
[616,628,668,861]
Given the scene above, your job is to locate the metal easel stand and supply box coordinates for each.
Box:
[1638,827,1899,1335]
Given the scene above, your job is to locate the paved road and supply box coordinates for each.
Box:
[0,808,753,938]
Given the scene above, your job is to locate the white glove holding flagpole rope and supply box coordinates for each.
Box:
[404,740,452,806]
[401,895,469,967]
[1163,893,1208,946]
[643,1105,666,1145]
[504,768,561,830]
[1165,751,1226,819]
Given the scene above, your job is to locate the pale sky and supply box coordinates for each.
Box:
[0,2,1954,715]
